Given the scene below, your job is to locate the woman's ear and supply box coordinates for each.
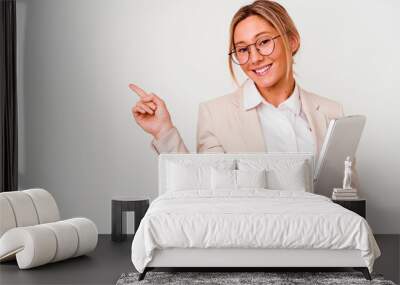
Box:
[289,34,300,55]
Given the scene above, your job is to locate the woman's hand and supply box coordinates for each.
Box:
[129,83,174,140]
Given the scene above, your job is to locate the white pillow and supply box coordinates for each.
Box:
[236,169,267,188]
[166,160,235,191]
[237,159,311,192]
[210,168,236,189]
[266,162,309,191]
[211,168,267,190]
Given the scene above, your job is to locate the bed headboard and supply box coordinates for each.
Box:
[158,152,314,196]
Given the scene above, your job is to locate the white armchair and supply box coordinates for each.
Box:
[0,188,98,269]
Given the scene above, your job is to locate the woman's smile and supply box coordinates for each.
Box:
[252,63,273,77]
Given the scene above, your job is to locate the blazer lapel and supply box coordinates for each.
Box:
[232,86,266,152]
[299,88,327,156]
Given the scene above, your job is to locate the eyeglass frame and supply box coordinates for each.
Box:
[229,35,281,65]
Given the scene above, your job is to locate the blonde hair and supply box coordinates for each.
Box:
[228,0,300,85]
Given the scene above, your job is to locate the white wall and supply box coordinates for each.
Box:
[17,0,400,234]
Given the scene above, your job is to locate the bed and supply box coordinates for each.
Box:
[131,153,381,281]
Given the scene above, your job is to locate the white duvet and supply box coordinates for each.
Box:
[131,189,380,273]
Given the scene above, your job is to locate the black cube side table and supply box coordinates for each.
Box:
[111,197,150,242]
[332,198,366,218]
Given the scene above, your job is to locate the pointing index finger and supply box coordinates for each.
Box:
[129,83,148,98]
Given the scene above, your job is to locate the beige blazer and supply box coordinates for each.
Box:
[151,83,344,157]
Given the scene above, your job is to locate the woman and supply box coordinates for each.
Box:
[130,0,344,160]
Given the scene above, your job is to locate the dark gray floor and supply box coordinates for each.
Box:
[0,234,399,285]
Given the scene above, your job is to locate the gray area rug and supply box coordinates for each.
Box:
[116,271,396,285]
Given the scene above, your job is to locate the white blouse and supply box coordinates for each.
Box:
[243,79,315,155]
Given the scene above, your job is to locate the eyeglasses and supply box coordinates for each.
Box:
[229,35,281,65]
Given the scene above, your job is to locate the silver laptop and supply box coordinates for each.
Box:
[313,115,366,197]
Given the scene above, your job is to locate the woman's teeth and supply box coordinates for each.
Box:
[254,64,272,76]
